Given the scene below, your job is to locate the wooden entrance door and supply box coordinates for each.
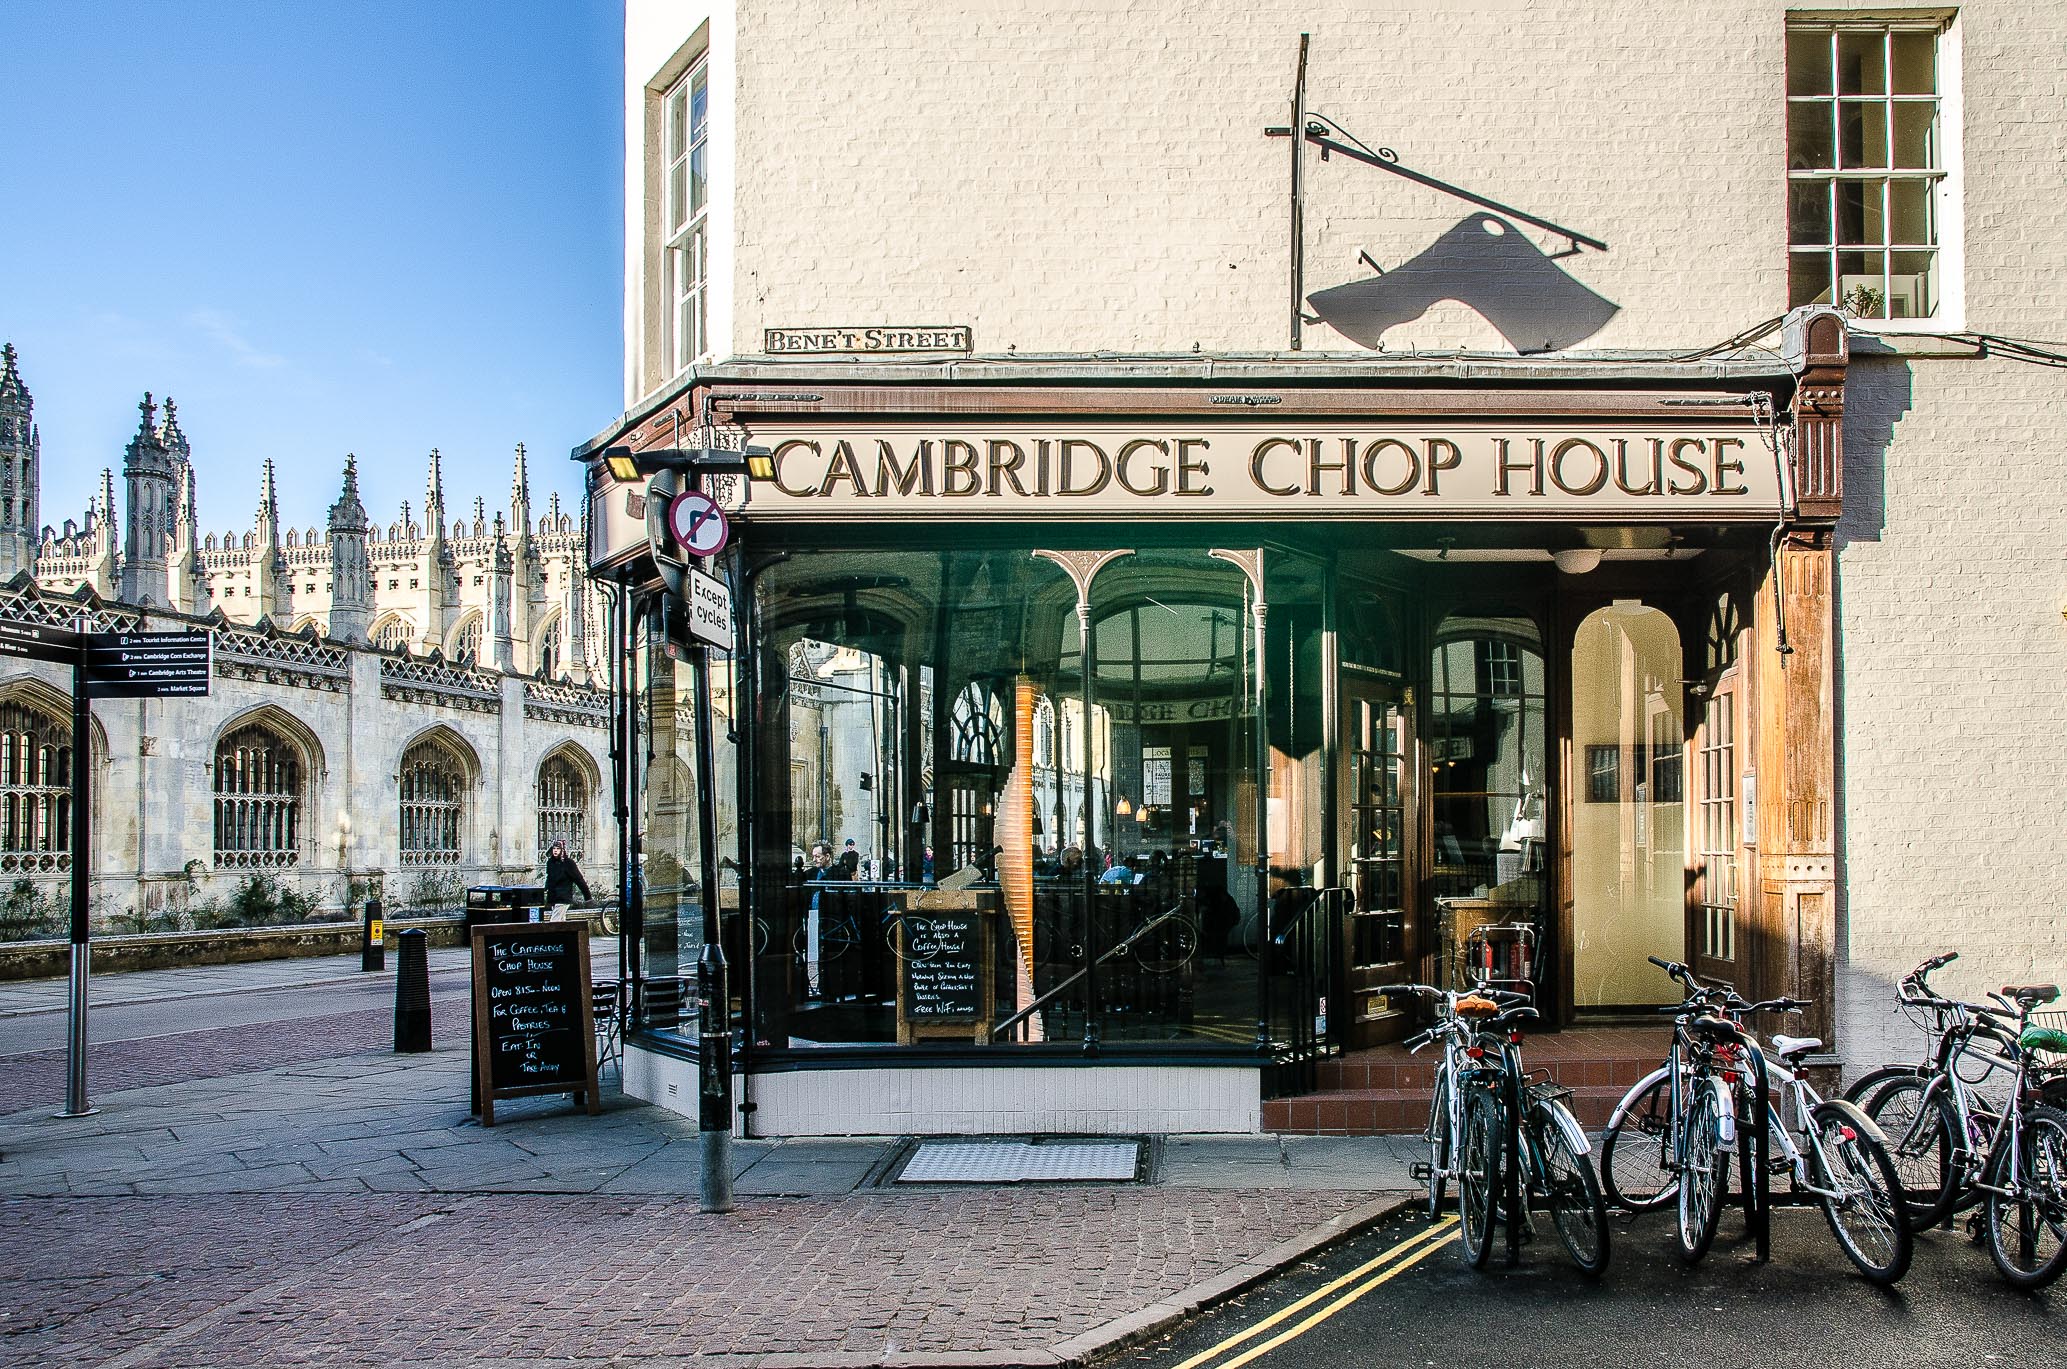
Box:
[1341,678,1416,1047]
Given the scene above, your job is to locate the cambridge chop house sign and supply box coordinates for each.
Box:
[744,420,1781,522]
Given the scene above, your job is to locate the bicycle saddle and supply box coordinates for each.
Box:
[1770,1033,1823,1059]
[2003,984,2060,1007]
[1686,1015,1743,1042]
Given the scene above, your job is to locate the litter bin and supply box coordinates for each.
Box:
[465,885,547,1114]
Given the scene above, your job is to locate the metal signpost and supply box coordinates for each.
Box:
[26,625,213,1117]
[612,428,769,1214]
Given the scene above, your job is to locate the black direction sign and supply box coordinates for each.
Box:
[0,620,81,665]
[82,631,212,699]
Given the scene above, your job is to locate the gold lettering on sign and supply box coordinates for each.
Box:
[739,423,1779,519]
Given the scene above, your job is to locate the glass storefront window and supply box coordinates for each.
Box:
[725,544,1295,1053]
[629,594,738,1036]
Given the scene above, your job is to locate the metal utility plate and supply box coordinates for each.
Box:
[895,1139,1143,1185]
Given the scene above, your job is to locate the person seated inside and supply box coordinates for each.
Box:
[805,842,848,881]
[1099,855,1146,885]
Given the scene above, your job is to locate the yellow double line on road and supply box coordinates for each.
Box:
[1172,1216,1459,1369]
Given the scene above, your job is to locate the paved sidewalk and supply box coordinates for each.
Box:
[0,956,1415,1367]
[0,946,485,1018]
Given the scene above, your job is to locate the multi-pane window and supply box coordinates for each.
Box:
[1787,20,1947,320]
[399,741,465,866]
[0,702,70,873]
[663,61,710,373]
[452,614,483,665]
[1696,690,1738,964]
[213,725,301,867]
[536,754,587,863]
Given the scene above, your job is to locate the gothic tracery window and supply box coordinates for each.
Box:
[399,739,465,865]
[373,615,412,652]
[452,614,483,665]
[213,724,302,867]
[0,701,71,873]
[536,753,587,863]
[538,617,563,679]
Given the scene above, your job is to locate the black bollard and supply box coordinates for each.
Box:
[393,928,432,1052]
[361,898,384,972]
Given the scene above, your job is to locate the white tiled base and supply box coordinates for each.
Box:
[623,1044,1262,1136]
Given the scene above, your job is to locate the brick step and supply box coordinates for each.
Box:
[1314,1052,1660,1094]
[1264,1084,1628,1136]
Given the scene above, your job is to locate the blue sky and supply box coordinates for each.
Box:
[0,2,622,539]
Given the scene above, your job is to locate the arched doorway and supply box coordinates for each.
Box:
[1570,602,1686,1007]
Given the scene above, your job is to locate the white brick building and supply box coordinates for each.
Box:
[582,1,2067,1133]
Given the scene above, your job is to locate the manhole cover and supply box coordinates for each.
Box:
[895,1139,1143,1184]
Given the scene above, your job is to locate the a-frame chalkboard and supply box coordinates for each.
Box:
[469,921,600,1126]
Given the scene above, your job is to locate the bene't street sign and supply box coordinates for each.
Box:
[82,631,213,699]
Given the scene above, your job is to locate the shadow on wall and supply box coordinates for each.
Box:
[1829,349,1912,1003]
[1832,345,1914,548]
[1305,213,1618,355]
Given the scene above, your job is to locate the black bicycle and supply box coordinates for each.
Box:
[1388,983,1609,1274]
[1849,955,2067,1288]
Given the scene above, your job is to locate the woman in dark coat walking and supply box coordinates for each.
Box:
[544,840,590,919]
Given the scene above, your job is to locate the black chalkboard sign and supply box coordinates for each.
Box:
[469,921,599,1126]
[901,909,984,1021]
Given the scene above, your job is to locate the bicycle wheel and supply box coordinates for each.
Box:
[1534,1099,1611,1276]
[792,911,860,963]
[1860,1076,1958,1231]
[1458,1085,1503,1269]
[885,915,938,962]
[1677,1081,1729,1263]
[1424,1067,1453,1220]
[1137,918,1199,975]
[1985,1104,2067,1289]
[1811,1102,1913,1285]
[1602,1074,1678,1212]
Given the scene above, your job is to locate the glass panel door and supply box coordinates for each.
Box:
[1570,603,1686,1007]
[1341,676,1413,1046]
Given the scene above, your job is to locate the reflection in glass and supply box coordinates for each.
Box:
[1786,29,1830,96]
[1570,604,1684,1006]
[1429,616,1547,987]
[739,547,1280,1051]
[1787,103,1834,171]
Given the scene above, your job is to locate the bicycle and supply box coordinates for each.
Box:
[1386,982,1610,1275]
[1849,957,2067,1288]
[1601,957,1911,1284]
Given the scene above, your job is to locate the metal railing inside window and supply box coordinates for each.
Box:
[399,743,464,866]
[213,724,302,868]
[536,754,587,864]
[0,702,71,873]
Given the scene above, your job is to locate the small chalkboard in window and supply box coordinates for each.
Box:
[470,921,600,1126]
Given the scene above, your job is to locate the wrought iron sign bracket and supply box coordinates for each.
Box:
[1265,114,1610,258]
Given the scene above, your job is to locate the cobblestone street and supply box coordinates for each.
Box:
[0,953,1412,1366]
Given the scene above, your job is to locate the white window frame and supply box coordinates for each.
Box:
[1785,15,1963,331]
[663,61,711,374]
